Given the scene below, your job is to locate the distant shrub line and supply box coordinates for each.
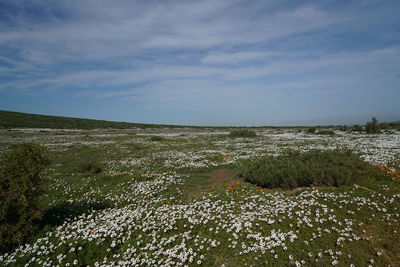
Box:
[341,117,399,134]
[305,118,400,135]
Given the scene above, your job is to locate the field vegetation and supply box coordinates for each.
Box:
[228,129,257,138]
[239,149,384,190]
[0,114,400,266]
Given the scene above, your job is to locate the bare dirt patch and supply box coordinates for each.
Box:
[377,248,398,266]
[284,187,305,195]
[208,169,241,187]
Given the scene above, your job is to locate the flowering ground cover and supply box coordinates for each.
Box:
[0,127,399,266]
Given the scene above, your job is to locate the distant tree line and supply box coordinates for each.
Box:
[303,117,399,135]
[339,117,400,134]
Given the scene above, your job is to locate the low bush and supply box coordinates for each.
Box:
[365,117,381,134]
[316,130,335,136]
[79,162,102,174]
[239,149,380,190]
[306,127,316,134]
[0,143,49,252]
[229,129,257,138]
[350,125,363,132]
[348,118,399,133]
[150,136,165,141]
[387,121,400,130]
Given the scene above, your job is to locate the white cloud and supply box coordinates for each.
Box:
[1,0,399,125]
[2,44,399,96]
[201,52,281,64]
[0,2,341,67]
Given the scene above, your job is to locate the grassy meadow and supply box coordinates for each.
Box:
[1,126,400,266]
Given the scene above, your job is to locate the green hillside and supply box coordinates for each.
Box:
[0,110,181,129]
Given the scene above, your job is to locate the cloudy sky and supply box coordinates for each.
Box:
[0,0,399,126]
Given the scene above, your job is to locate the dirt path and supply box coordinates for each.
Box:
[208,169,242,187]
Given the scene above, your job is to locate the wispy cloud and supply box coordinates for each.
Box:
[201,52,282,64]
[0,0,399,125]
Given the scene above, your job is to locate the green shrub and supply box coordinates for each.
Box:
[351,124,363,132]
[365,117,381,134]
[150,136,165,141]
[228,129,257,138]
[316,130,335,136]
[239,149,379,190]
[387,121,400,130]
[306,127,316,134]
[0,143,49,252]
[79,162,102,174]
[305,127,335,135]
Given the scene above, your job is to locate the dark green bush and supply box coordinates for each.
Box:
[316,130,335,136]
[0,143,49,252]
[306,127,316,134]
[365,117,381,134]
[150,136,165,141]
[229,129,257,138]
[387,121,400,130]
[305,127,335,135]
[351,124,363,132]
[349,118,399,133]
[79,162,102,174]
[239,149,378,190]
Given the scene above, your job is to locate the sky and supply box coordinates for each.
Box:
[0,0,399,126]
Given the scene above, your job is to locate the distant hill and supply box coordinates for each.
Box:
[1,110,398,130]
[0,110,183,129]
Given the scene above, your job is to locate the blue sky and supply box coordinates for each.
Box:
[0,0,399,126]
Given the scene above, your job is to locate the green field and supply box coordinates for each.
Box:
[1,116,400,266]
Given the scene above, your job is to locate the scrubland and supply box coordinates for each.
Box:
[0,127,399,266]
